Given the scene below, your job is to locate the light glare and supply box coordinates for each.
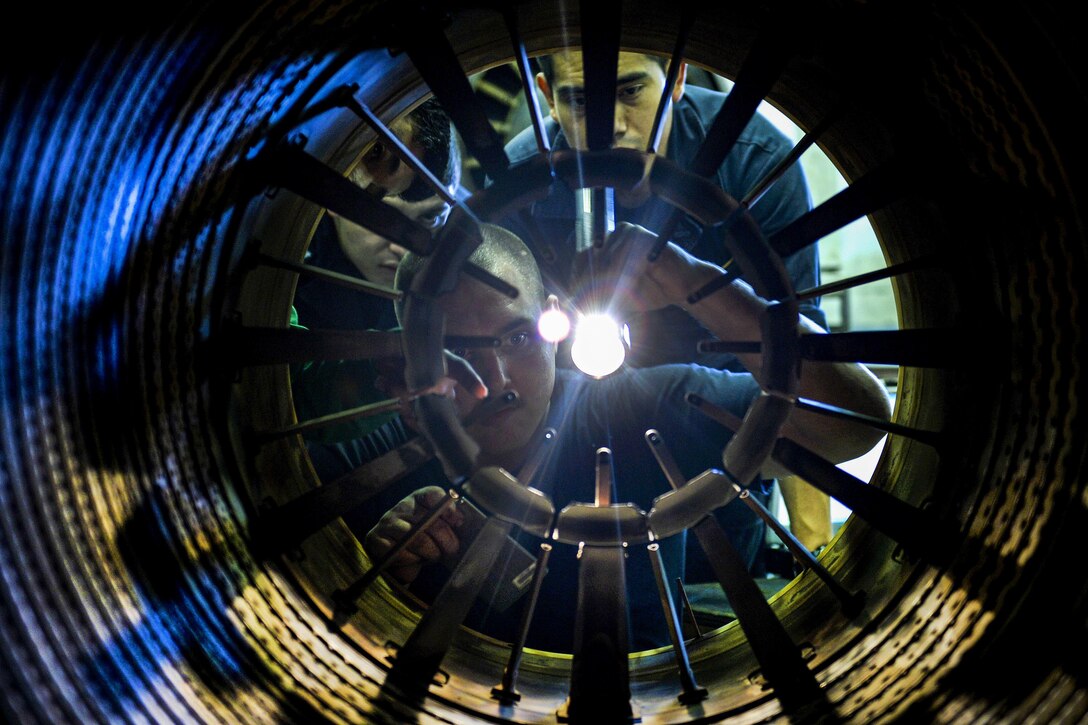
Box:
[537,308,571,343]
[570,313,627,378]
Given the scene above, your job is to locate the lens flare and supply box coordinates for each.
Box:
[537,307,572,343]
[570,313,627,378]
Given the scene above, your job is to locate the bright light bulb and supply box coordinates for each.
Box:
[570,313,627,378]
[537,307,571,343]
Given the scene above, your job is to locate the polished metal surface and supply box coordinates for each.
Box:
[2,1,1087,723]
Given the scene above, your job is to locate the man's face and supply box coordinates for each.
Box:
[332,195,451,287]
[442,265,556,471]
[334,120,454,287]
[537,51,687,153]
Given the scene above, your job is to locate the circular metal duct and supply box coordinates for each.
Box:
[2,1,1086,723]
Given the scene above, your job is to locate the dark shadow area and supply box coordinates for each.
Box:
[98,486,331,720]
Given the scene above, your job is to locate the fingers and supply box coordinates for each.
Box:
[425,376,458,398]
[604,221,656,261]
[572,222,650,282]
[376,348,487,406]
[364,486,464,585]
[568,223,660,311]
[444,351,489,400]
[410,516,461,561]
[414,485,453,512]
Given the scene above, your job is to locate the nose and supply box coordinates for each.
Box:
[388,241,407,258]
[474,349,512,392]
[612,103,628,143]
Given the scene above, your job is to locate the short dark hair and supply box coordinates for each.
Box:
[536,51,668,87]
[352,97,460,202]
[400,97,461,202]
[393,222,543,322]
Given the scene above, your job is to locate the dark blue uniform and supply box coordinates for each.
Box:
[309,365,764,652]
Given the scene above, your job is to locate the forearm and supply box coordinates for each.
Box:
[778,475,832,552]
[649,245,891,463]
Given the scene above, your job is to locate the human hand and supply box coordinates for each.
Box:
[364,486,465,585]
[373,349,489,431]
[570,222,719,314]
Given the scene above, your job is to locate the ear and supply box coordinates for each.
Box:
[672,61,688,104]
[536,73,559,122]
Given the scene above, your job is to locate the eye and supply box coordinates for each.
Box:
[364,142,389,163]
[508,331,531,348]
[618,84,644,102]
[560,91,587,111]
